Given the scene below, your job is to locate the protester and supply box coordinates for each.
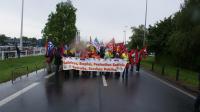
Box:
[54,47,62,74]
[45,41,54,74]
[100,46,105,58]
[136,57,141,72]
[122,52,129,77]
[114,52,121,78]
[45,38,147,78]
[16,45,20,58]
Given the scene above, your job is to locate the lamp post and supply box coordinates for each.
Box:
[123,30,126,45]
[143,0,148,47]
[20,0,24,50]
[124,26,128,45]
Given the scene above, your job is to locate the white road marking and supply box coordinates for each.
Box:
[145,71,196,99]
[102,75,108,87]
[0,82,39,107]
[44,73,54,79]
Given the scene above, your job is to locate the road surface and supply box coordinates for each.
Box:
[0,69,195,112]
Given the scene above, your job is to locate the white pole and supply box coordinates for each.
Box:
[124,31,126,45]
[124,26,128,45]
[143,0,148,47]
[2,51,4,60]
[15,51,17,58]
[123,31,125,45]
[33,49,36,56]
[20,0,24,50]
[25,50,27,56]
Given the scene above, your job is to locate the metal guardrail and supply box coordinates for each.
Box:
[11,66,28,84]
[151,62,200,90]
[35,62,46,74]
[11,62,46,84]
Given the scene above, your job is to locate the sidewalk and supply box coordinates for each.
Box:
[0,69,47,101]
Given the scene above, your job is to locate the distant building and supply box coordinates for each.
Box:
[3,37,42,47]
[76,31,80,44]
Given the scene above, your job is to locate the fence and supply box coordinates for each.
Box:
[11,63,46,84]
[150,62,200,90]
[0,47,45,60]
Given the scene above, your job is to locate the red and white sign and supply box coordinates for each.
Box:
[63,57,127,72]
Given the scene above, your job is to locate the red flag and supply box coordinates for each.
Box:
[139,47,148,60]
[129,49,135,64]
[135,49,139,64]
[129,49,141,65]
[115,43,127,56]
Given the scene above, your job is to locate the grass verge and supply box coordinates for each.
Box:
[0,56,45,83]
[141,56,199,90]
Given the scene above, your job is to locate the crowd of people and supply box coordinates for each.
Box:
[45,38,147,76]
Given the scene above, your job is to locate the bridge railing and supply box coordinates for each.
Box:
[0,48,45,60]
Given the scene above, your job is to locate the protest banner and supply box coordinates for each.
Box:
[63,57,127,72]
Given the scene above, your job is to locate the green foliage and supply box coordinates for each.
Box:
[0,56,45,83]
[168,0,200,70]
[141,56,199,88]
[129,0,200,71]
[0,34,39,47]
[147,16,175,57]
[42,1,77,46]
[128,25,146,50]
[0,34,8,45]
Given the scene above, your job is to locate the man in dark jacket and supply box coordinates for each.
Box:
[54,47,62,74]
[16,46,20,58]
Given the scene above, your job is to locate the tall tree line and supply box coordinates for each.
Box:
[128,0,200,71]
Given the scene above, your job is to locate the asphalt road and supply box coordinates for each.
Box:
[0,69,196,112]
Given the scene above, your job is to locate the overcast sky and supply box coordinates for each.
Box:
[0,0,184,43]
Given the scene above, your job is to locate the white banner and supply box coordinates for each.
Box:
[63,57,127,72]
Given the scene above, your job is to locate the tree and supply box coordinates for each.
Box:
[42,0,77,46]
[128,25,146,50]
[145,0,200,70]
[0,34,8,45]
[168,0,200,69]
[147,16,175,59]
[30,37,37,46]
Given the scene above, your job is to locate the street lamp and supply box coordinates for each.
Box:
[143,0,148,47]
[124,26,128,45]
[123,30,126,45]
[20,0,24,50]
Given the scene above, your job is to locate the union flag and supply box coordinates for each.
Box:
[106,38,115,51]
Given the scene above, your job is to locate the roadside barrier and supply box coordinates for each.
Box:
[150,62,200,90]
[11,62,46,84]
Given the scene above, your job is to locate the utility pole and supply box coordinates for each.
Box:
[143,0,148,47]
[20,0,24,50]
[124,26,128,45]
[123,30,126,45]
